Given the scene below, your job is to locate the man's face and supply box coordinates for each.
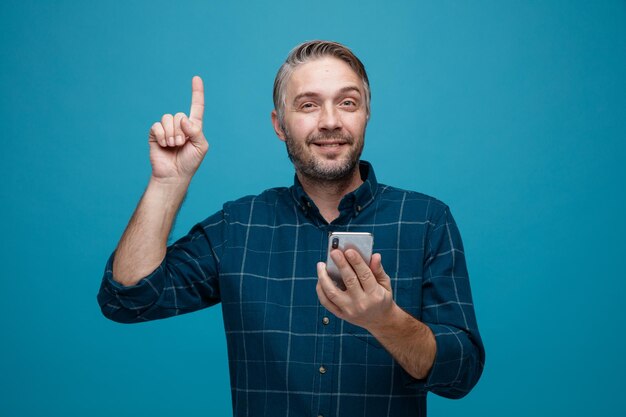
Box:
[273,57,369,181]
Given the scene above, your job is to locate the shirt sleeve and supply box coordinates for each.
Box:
[405,206,485,398]
[96,210,228,323]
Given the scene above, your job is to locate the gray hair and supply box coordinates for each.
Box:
[273,40,371,130]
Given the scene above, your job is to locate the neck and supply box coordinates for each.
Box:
[297,165,364,223]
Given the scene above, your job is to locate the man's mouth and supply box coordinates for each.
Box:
[306,133,354,153]
[312,141,346,148]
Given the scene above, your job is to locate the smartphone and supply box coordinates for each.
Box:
[326,232,374,289]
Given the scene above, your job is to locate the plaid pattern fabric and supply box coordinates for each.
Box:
[98,161,485,417]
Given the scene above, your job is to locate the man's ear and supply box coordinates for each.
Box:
[271,110,286,142]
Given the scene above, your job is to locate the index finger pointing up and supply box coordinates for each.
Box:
[189,75,205,122]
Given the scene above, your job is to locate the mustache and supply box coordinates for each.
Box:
[306,132,354,145]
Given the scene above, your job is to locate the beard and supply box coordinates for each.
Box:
[284,130,364,181]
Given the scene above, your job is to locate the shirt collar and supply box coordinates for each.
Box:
[290,160,378,221]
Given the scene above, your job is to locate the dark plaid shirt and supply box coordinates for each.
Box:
[98,161,485,417]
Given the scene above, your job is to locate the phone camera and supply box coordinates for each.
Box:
[331,237,339,249]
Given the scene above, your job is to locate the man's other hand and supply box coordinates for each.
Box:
[316,250,395,331]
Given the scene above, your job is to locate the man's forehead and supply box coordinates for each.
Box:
[286,57,363,98]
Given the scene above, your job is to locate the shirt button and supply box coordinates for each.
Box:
[356,205,362,212]
[322,317,330,325]
[319,365,327,374]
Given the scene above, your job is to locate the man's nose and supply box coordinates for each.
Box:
[318,104,342,131]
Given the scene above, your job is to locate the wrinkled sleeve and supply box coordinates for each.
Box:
[406,206,485,398]
[97,210,228,323]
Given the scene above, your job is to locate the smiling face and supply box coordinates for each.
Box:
[272,56,369,182]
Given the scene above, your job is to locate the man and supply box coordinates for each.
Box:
[98,40,485,416]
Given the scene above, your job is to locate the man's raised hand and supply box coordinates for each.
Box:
[148,76,209,183]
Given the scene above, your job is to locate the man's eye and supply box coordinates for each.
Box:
[342,100,356,106]
[301,103,315,109]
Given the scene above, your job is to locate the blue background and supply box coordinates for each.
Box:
[1,1,625,416]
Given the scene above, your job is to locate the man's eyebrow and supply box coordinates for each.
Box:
[337,86,362,96]
[291,86,363,104]
[292,92,320,103]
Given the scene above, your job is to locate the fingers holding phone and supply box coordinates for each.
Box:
[325,232,373,290]
[317,232,395,329]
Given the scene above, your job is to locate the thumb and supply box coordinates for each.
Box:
[370,254,392,292]
[181,116,203,141]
